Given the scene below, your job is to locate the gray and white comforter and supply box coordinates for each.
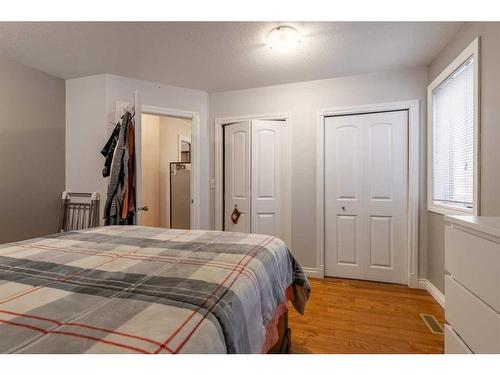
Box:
[0,226,310,353]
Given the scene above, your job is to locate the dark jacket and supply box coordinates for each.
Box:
[100,122,121,177]
[102,111,135,225]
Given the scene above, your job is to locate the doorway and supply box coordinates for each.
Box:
[324,110,408,284]
[139,113,192,229]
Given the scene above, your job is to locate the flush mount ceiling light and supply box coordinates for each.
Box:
[266,26,302,51]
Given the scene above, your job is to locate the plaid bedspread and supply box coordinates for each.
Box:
[0,226,311,354]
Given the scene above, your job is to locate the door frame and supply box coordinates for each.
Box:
[214,113,292,247]
[118,101,200,229]
[316,100,420,287]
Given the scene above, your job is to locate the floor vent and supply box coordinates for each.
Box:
[420,313,444,335]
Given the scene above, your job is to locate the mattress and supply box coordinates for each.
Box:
[0,226,310,353]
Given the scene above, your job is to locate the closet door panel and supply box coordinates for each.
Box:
[253,213,276,237]
[251,120,285,240]
[324,117,364,279]
[255,129,276,199]
[224,121,251,233]
[369,215,393,268]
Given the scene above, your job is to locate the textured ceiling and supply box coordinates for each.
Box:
[0,22,462,92]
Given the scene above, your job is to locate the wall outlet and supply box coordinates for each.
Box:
[209,179,216,189]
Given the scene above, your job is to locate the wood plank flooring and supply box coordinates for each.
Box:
[288,277,444,354]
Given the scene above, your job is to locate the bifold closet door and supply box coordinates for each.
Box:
[324,110,408,284]
[224,121,251,233]
[224,120,286,239]
[251,120,285,238]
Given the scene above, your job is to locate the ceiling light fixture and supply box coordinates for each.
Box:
[266,26,302,52]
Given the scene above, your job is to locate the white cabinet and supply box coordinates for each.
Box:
[444,324,472,354]
[444,216,500,354]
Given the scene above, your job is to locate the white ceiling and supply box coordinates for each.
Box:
[0,22,462,92]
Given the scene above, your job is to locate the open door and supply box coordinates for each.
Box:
[132,91,146,225]
[117,92,196,229]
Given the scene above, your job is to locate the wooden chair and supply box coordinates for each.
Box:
[58,192,100,232]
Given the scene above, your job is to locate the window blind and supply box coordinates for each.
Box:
[432,57,474,209]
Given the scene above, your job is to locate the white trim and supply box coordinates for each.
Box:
[418,278,428,289]
[316,100,420,287]
[427,204,473,217]
[303,265,325,279]
[115,100,133,123]
[408,274,421,289]
[136,104,201,230]
[427,37,481,216]
[214,113,292,248]
[419,278,446,308]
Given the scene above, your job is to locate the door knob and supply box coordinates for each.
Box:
[231,205,241,224]
[137,206,149,212]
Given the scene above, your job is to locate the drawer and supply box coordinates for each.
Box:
[445,225,500,313]
[445,324,473,354]
[445,275,500,353]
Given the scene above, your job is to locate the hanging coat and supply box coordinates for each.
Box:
[121,117,136,221]
[103,111,135,225]
[100,122,121,178]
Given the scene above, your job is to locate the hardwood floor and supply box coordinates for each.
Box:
[288,277,444,354]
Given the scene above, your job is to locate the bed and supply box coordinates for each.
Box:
[0,226,311,354]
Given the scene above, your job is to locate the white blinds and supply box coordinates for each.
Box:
[432,57,474,209]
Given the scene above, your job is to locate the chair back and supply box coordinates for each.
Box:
[58,192,100,232]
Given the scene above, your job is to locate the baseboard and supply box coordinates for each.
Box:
[408,273,420,289]
[419,278,445,308]
[303,265,324,279]
[418,278,428,289]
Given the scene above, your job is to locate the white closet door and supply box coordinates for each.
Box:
[251,120,285,239]
[325,111,408,284]
[224,121,251,233]
[325,114,366,280]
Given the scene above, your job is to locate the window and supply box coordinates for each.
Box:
[428,37,480,215]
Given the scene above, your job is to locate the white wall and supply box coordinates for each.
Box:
[209,67,429,272]
[66,74,107,208]
[66,74,210,228]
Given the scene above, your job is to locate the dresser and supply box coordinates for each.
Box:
[444,216,500,354]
